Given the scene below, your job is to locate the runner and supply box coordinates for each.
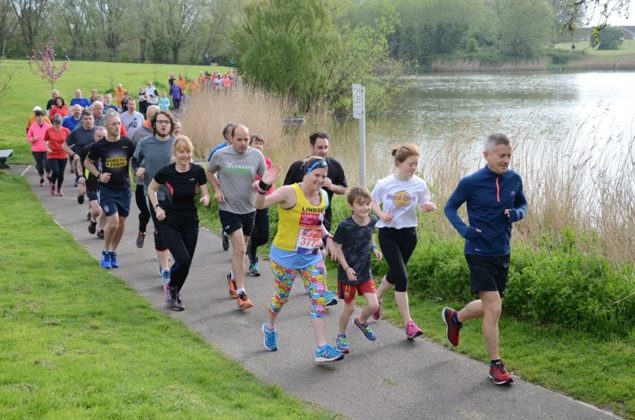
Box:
[148,135,210,311]
[332,187,382,354]
[255,157,344,363]
[370,144,437,340]
[63,110,96,204]
[44,114,71,196]
[206,124,266,310]
[82,126,106,236]
[443,133,527,385]
[132,110,176,283]
[27,109,52,187]
[85,113,136,269]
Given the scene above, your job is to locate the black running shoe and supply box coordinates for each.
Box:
[77,194,85,204]
[88,219,97,234]
[97,229,104,239]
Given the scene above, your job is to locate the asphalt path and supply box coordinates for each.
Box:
[17,164,620,419]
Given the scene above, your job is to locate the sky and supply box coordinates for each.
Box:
[591,1,635,26]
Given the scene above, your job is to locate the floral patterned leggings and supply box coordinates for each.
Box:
[269,260,329,319]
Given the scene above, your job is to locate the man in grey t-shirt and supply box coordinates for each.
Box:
[207,124,266,310]
[132,110,175,283]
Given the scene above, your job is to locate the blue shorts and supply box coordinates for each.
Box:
[99,185,131,217]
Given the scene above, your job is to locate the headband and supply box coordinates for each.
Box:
[304,159,328,174]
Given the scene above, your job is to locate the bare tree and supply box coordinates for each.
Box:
[94,0,127,60]
[56,0,92,59]
[0,0,18,55]
[9,0,50,52]
[164,0,200,63]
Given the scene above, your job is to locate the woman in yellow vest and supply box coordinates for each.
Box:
[255,156,344,363]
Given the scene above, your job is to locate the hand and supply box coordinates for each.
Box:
[373,248,383,261]
[200,195,210,206]
[73,154,80,161]
[261,163,282,186]
[135,167,145,180]
[324,237,338,261]
[419,201,437,212]
[345,266,357,281]
[214,190,225,203]
[99,172,111,183]
[323,177,333,190]
[155,206,166,221]
[379,211,393,224]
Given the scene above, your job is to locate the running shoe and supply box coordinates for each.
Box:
[88,219,97,234]
[39,178,45,187]
[136,231,146,248]
[100,250,111,269]
[166,287,184,311]
[57,189,64,197]
[86,211,91,221]
[221,229,229,251]
[262,323,278,351]
[77,194,84,204]
[354,318,377,341]
[325,289,338,306]
[314,344,344,363]
[161,269,170,285]
[109,251,119,268]
[335,334,350,354]
[248,262,261,277]
[405,320,423,340]
[489,361,514,385]
[226,273,238,298]
[237,292,254,309]
[372,299,382,320]
[442,307,462,347]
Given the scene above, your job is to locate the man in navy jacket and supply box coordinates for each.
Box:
[443,133,527,386]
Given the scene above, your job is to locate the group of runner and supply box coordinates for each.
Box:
[26,85,527,384]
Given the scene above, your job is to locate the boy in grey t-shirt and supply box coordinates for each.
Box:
[207,124,266,310]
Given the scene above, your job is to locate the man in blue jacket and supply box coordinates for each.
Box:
[443,133,527,386]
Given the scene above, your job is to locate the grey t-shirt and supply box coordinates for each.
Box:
[133,135,175,198]
[120,111,144,136]
[208,146,266,214]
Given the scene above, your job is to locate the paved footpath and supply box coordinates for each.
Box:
[18,164,619,420]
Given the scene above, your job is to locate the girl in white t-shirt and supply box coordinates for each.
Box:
[370,144,437,340]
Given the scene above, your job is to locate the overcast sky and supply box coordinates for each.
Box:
[591,2,635,26]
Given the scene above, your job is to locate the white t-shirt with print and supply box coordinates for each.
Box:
[371,174,431,229]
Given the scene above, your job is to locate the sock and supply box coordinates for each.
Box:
[491,359,502,366]
[237,287,246,295]
[337,333,346,338]
[452,312,462,326]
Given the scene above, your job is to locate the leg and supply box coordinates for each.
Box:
[267,260,297,329]
[148,200,170,271]
[359,292,379,324]
[135,184,150,235]
[56,158,67,191]
[229,231,248,290]
[479,291,502,360]
[160,223,198,292]
[103,213,121,251]
[47,159,60,192]
[299,261,330,347]
[338,300,356,334]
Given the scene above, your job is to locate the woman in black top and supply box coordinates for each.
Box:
[148,135,210,311]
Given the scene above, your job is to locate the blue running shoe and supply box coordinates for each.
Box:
[354,318,377,341]
[109,251,119,268]
[262,323,278,351]
[335,334,350,354]
[325,289,338,306]
[100,250,111,269]
[314,344,344,363]
[161,269,170,285]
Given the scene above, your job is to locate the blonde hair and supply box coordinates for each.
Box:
[173,135,194,154]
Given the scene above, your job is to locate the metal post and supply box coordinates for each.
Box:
[359,86,366,188]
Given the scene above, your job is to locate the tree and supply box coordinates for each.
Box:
[561,0,631,32]
[55,0,93,59]
[28,36,69,89]
[0,56,13,102]
[0,0,18,55]
[498,0,554,58]
[93,0,127,60]
[163,0,200,63]
[9,0,50,52]
[591,25,624,48]
[231,0,401,115]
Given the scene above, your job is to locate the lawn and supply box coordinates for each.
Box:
[555,39,635,56]
[0,173,333,418]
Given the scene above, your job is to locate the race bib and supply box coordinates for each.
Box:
[295,211,323,254]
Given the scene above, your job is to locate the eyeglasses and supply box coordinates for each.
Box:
[155,120,171,125]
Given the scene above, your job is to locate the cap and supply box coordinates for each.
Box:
[32,105,43,112]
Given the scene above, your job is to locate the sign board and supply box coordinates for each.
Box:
[352,83,363,119]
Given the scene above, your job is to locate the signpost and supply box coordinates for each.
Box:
[352,83,366,188]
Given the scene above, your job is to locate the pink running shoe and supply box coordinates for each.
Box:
[406,320,423,340]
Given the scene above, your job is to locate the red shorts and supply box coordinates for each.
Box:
[338,279,376,304]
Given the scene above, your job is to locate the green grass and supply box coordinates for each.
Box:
[0,172,333,419]
[0,60,230,164]
[555,39,635,56]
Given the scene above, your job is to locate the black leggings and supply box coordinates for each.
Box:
[247,208,269,264]
[135,184,150,233]
[47,158,67,189]
[159,221,199,292]
[148,197,167,251]
[378,227,417,292]
[32,151,48,177]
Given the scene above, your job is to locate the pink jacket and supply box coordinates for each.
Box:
[27,121,52,152]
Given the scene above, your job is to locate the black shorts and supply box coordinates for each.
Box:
[86,176,99,201]
[219,209,256,237]
[465,254,510,297]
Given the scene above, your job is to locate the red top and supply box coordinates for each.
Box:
[49,105,69,120]
[44,126,71,159]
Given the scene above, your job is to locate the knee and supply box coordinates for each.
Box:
[483,300,502,318]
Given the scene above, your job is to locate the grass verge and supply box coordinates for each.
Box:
[0,172,333,419]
